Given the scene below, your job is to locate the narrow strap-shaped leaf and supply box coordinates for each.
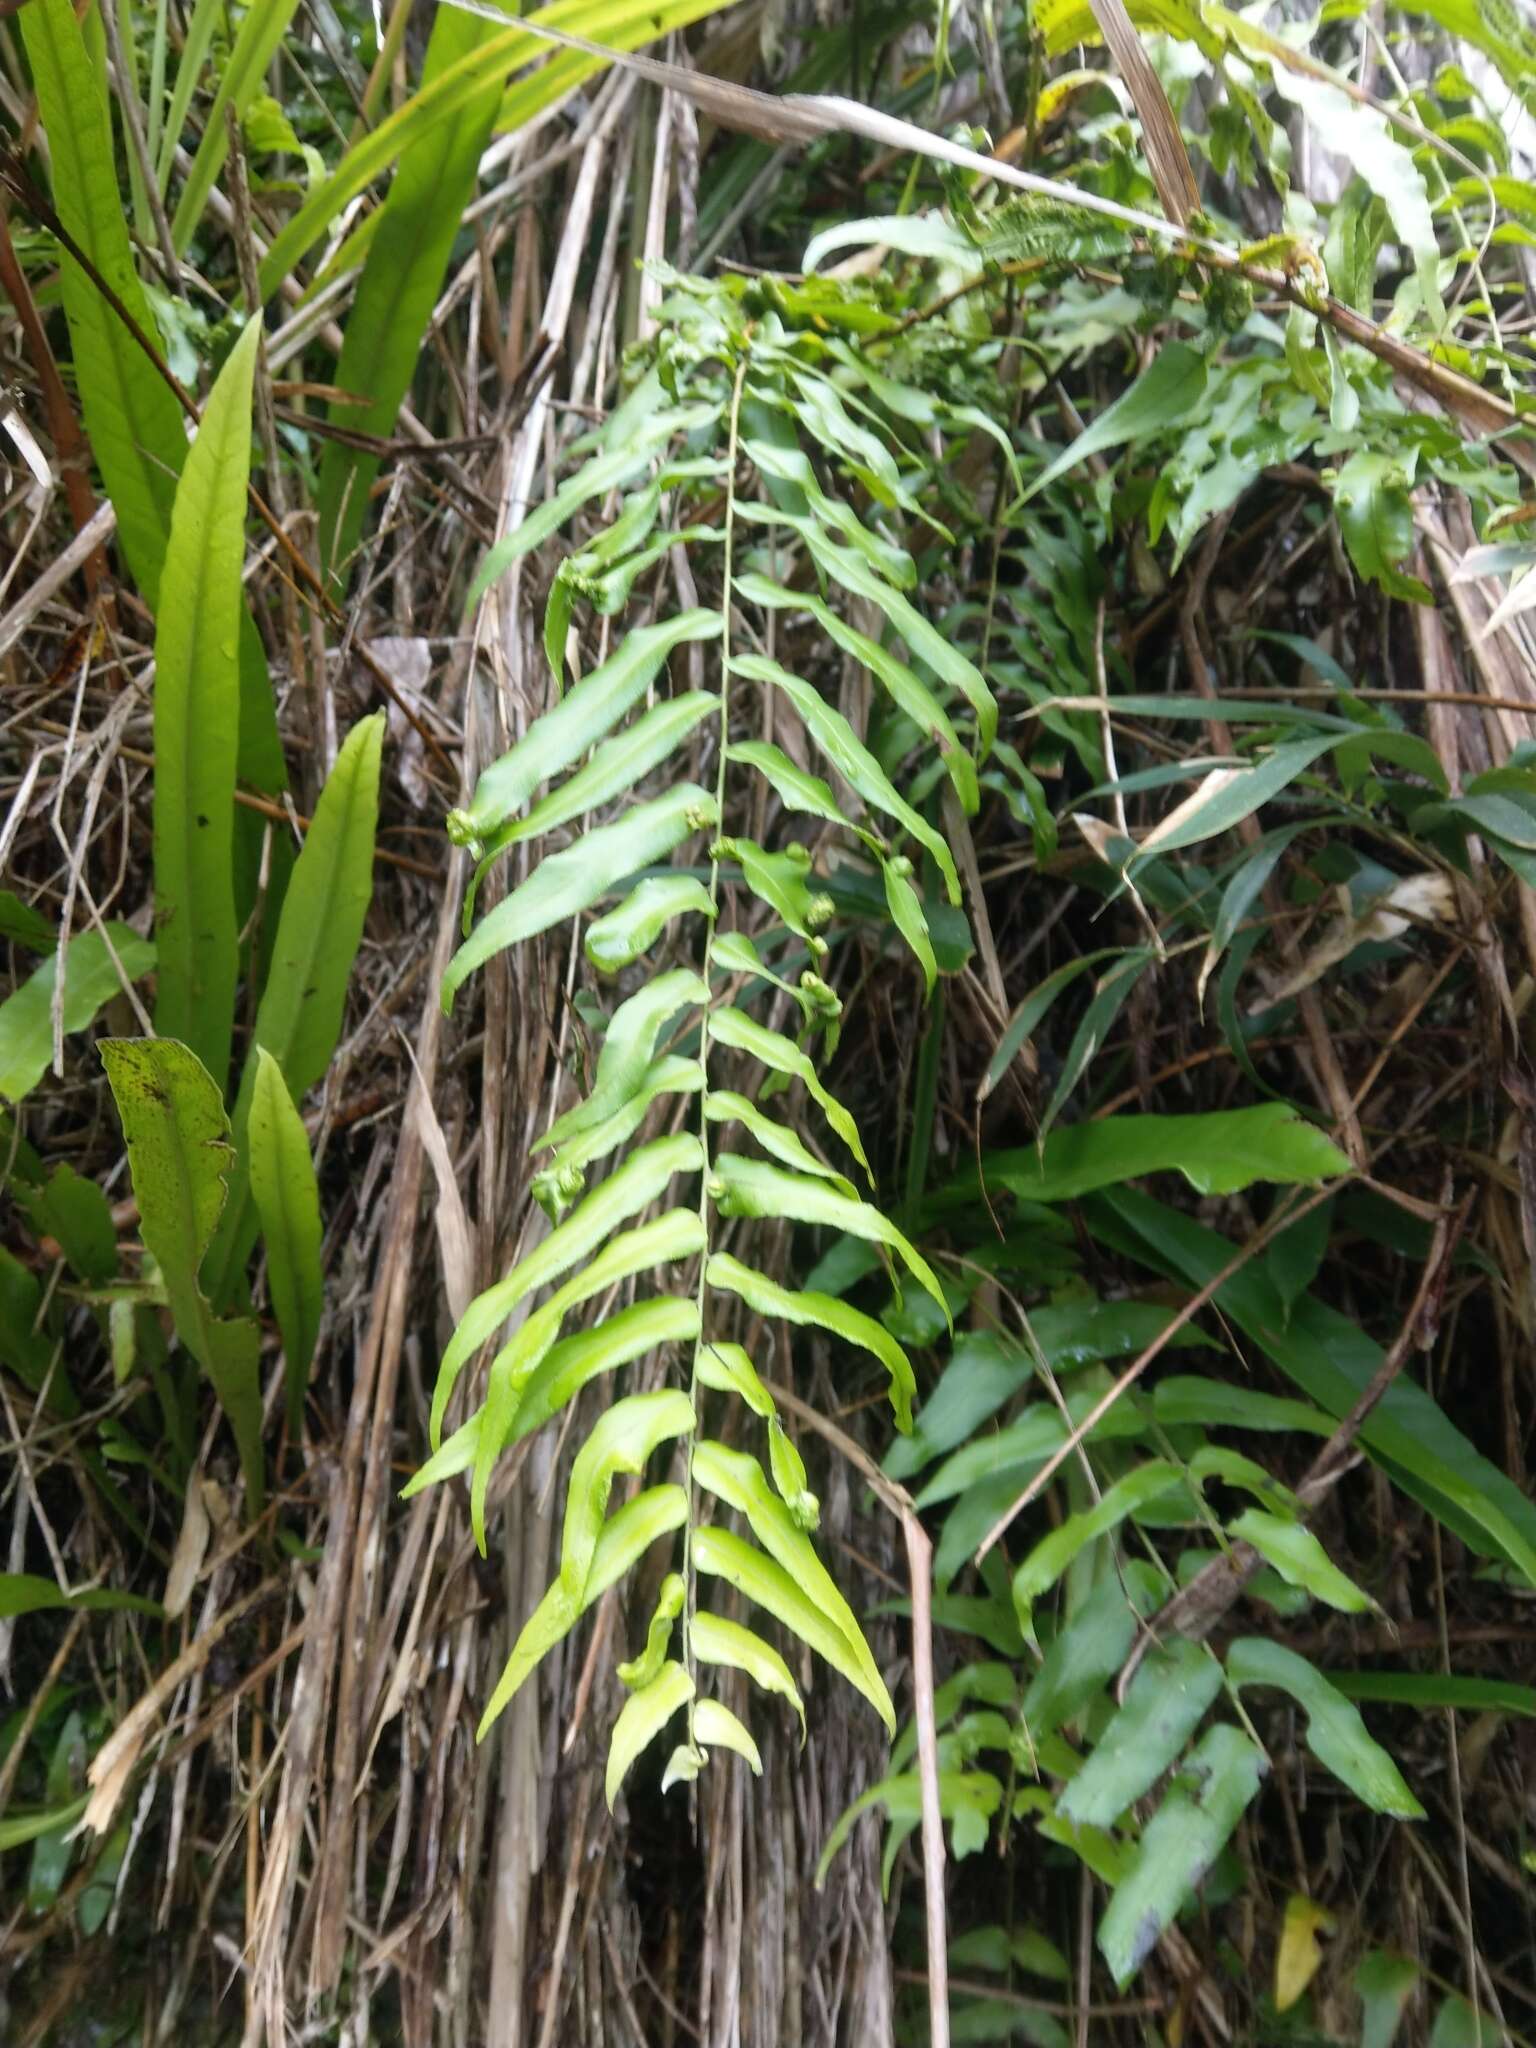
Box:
[403,1297,700,1494]
[691,1611,805,1736]
[477,1484,687,1736]
[881,857,938,995]
[705,1007,870,1179]
[203,715,384,1308]
[100,1039,263,1511]
[19,0,186,600]
[247,1050,324,1435]
[433,1133,703,1445]
[707,1251,916,1433]
[150,317,262,1085]
[170,0,302,249]
[443,785,719,1010]
[618,1573,686,1688]
[692,1523,895,1732]
[586,874,717,975]
[0,925,155,1106]
[712,1154,949,1324]
[606,1661,694,1808]
[815,1771,1001,1888]
[1227,1637,1423,1817]
[727,741,851,836]
[1011,1460,1185,1644]
[692,1441,891,1718]
[1226,1508,1373,1613]
[694,1339,776,1418]
[538,1059,704,1208]
[693,1699,762,1774]
[729,637,960,901]
[316,1,505,583]
[541,972,709,1151]
[703,1094,858,1198]
[448,612,722,848]
[1057,1640,1224,1826]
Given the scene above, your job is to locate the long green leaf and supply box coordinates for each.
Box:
[316,1,505,582]
[1021,341,1208,505]
[541,971,708,1150]
[557,1390,695,1601]
[691,1611,806,1736]
[247,1049,324,1434]
[707,1251,916,1433]
[705,1006,871,1177]
[100,1039,263,1510]
[151,317,261,1085]
[606,1661,694,1808]
[1012,1462,1184,1643]
[1057,1640,1224,1826]
[170,0,302,251]
[203,714,384,1307]
[1227,1637,1423,1817]
[0,925,155,1105]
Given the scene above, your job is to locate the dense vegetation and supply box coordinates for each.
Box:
[3,0,1536,2042]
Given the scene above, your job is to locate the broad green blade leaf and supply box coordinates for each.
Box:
[691,1440,891,1727]
[404,1296,700,1493]
[1225,1509,1373,1613]
[1127,736,1337,871]
[1227,1637,1424,1817]
[19,0,186,598]
[1021,341,1208,505]
[694,1340,775,1418]
[1098,1187,1536,1586]
[705,1007,871,1178]
[254,0,737,298]
[704,1094,858,1198]
[539,1058,704,1202]
[1012,1462,1185,1643]
[816,1771,1001,1887]
[248,1050,324,1434]
[478,1484,687,1735]
[729,635,960,902]
[691,1611,806,1736]
[617,1573,686,1689]
[443,785,719,1009]
[540,972,709,1150]
[886,1334,1033,1480]
[150,317,261,1085]
[170,0,301,250]
[556,1390,695,1602]
[693,1699,763,1774]
[1152,1377,1333,1437]
[0,924,155,1105]
[1057,1640,1223,1826]
[1022,1565,1162,1739]
[712,1154,948,1322]
[433,1134,703,1445]
[447,613,722,849]
[99,1039,263,1510]
[1332,1672,1536,1716]
[693,1523,896,1732]
[1330,452,1434,603]
[1357,1952,1421,2048]
[16,1162,117,1285]
[153,0,223,188]
[316,1,504,583]
[1097,1723,1267,1987]
[707,1252,916,1433]
[727,740,847,833]
[1429,1998,1495,2048]
[203,715,384,1307]
[586,875,716,974]
[725,838,830,941]
[606,1661,693,1808]
[936,1105,1353,1213]
[0,1573,161,1619]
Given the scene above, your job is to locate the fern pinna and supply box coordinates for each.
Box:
[407,272,991,1802]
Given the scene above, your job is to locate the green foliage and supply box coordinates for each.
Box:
[0,924,155,1105]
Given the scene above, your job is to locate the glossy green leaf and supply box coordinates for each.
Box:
[1021,342,1208,505]
[1227,1637,1424,1817]
[433,1133,703,1445]
[444,785,718,1010]
[692,1440,891,1725]
[1226,1510,1373,1613]
[693,1698,763,1775]
[707,1252,915,1433]
[692,1523,894,1731]
[247,1049,324,1434]
[1332,453,1433,603]
[0,1797,91,1854]
[316,1,504,582]
[1012,1462,1184,1643]
[203,715,384,1307]
[0,892,56,953]
[538,1059,704,1204]
[727,741,848,834]
[0,924,155,1106]
[149,320,261,1083]
[704,1093,857,1198]
[730,638,960,901]
[691,1611,806,1736]
[1332,1671,1536,1716]
[712,1155,947,1322]
[724,838,830,940]
[1057,1640,1223,1826]
[99,1039,263,1510]
[558,1391,696,1603]
[606,1661,694,1808]
[705,1007,870,1178]
[447,613,722,849]
[1097,1723,1267,1987]
[477,1485,687,1735]
[882,857,938,993]
[617,1573,686,1689]
[1152,1377,1333,1437]
[693,1339,775,1418]
[585,874,717,974]
[541,972,708,1151]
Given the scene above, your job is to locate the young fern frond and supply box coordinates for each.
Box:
[414,275,991,1805]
